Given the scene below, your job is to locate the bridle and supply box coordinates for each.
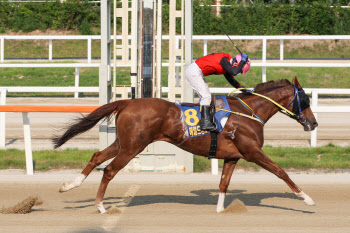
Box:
[284,85,310,122]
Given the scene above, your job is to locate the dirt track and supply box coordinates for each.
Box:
[0,170,349,233]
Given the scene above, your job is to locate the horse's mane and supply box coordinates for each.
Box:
[253,79,291,94]
[228,79,292,99]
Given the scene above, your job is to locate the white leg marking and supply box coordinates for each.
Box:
[59,174,86,192]
[216,192,226,213]
[96,201,107,214]
[102,185,140,231]
[295,191,316,206]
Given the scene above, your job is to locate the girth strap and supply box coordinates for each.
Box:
[208,131,218,159]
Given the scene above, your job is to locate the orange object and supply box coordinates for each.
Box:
[0,105,100,113]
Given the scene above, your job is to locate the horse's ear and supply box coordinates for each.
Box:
[292,76,302,88]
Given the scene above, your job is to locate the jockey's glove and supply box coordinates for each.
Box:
[241,54,249,62]
[241,88,252,94]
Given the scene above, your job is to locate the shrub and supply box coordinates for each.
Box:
[0,1,349,35]
[0,0,99,34]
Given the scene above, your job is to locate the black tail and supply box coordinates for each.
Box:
[52,100,129,149]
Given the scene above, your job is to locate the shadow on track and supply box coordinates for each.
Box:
[64,189,314,214]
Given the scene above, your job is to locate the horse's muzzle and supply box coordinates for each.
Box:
[302,118,318,131]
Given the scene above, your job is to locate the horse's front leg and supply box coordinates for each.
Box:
[59,141,119,192]
[244,148,315,206]
[217,158,240,213]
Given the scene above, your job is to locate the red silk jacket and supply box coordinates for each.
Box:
[195,53,232,76]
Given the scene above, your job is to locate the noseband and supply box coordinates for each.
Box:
[285,85,310,121]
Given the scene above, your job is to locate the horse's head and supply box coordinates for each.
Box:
[289,77,318,131]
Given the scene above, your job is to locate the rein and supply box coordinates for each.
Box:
[216,107,265,125]
[225,85,304,124]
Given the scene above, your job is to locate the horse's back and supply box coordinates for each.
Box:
[116,98,182,137]
[121,98,178,114]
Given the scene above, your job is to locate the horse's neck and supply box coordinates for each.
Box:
[250,86,294,124]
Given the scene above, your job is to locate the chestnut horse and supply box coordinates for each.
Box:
[53,77,318,214]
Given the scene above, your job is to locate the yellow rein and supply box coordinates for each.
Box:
[228,88,296,117]
[215,107,264,124]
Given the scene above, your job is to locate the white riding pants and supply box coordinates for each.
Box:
[185,62,211,106]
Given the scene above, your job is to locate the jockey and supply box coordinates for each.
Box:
[185,52,251,131]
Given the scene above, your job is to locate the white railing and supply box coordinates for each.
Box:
[2,34,349,83]
[2,35,350,63]
[1,61,349,99]
[195,35,350,59]
[194,35,350,82]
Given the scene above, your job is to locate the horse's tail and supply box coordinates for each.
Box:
[52,100,130,149]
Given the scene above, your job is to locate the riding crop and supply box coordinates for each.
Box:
[217,21,243,55]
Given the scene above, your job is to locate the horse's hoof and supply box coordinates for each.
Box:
[304,196,316,206]
[296,191,315,206]
[59,183,68,193]
[216,207,224,213]
[96,202,106,214]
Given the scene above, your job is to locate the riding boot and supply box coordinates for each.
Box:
[200,105,217,131]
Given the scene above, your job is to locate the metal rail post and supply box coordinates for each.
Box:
[22,113,34,175]
[155,0,163,98]
[88,37,92,63]
[0,88,7,147]
[49,39,53,61]
[311,91,318,147]
[74,67,80,98]
[1,37,4,63]
[99,0,112,150]
[280,39,284,60]
[262,38,267,83]
[204,39,208,56]
[183,0,194,173]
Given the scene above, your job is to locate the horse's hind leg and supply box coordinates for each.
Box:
[59,141,120,192]
[95,146,145,214]
[217,158,239,213]
[246,149,315,206]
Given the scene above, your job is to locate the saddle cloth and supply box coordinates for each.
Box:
[176,95,232,138]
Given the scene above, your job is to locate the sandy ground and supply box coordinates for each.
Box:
[2,97,350,150]
[0,170,349,233]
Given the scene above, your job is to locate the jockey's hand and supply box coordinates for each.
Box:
[241,54,249,62]
[241,88,252,94]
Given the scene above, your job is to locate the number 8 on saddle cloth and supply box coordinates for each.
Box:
[176,95,232,138]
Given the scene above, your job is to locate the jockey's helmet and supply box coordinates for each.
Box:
[234,54,251,76]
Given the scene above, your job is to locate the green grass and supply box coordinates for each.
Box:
[0,148,96,170]
[1,145,349,172]
[5,39,101,59]
[193,144,350,172]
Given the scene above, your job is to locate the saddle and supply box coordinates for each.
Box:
[176,96,232,159]
[179,97,226,110]
[178,102,200,107]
